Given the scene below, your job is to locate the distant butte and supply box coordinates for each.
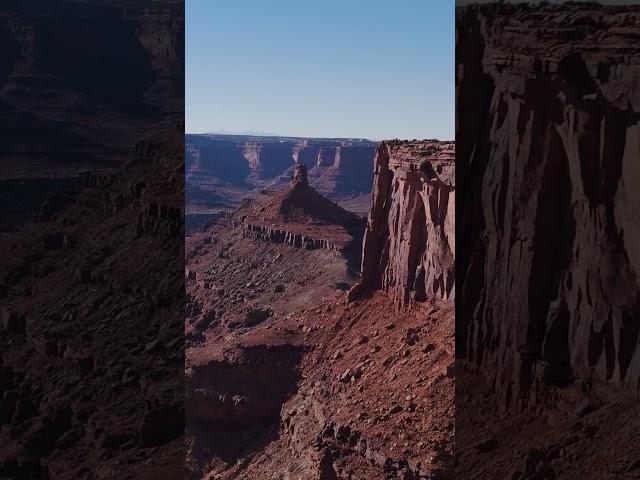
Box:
[185,134,379,223]
[185,138,455,479]
[238,163,363,252]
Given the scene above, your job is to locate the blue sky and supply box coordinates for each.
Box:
[186,1,454,140]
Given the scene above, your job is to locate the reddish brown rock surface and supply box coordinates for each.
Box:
[185,135,378,223]
[357,141,455,307]
[457,3,640,479]
[0,131,184,479]
[185,139,454,479]
[238,164,363,252]
[458,0,640,408]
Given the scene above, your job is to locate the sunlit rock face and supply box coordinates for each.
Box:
[358,140,455,308]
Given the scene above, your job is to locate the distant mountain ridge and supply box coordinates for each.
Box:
[185,134,379,216]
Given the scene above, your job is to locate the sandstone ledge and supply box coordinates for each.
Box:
[242,223,345,252]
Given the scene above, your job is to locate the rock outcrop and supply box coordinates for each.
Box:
[0,131,184,479]
[238,164,364,253]
[457,3,640,407]
[356,141,455,307]
[290,163,308,188]
[242,224,343,251]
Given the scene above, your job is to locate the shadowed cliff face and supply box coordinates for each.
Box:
[0,0,184,176]
[355,141,455,308]
[0,0,184,233]
[457,3,640,407]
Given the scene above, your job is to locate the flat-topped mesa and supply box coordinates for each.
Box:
[352,140,455,308]
[185,135,377,200]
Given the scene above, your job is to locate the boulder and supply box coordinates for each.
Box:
[244,308,273,327]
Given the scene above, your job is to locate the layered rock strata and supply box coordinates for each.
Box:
[242,224,342,251]
[356,141,455,307]
[239,164,362,253]
[186,345,303,474]
[185,134,377,199]
[457,3,640,407]
[0,1,184,174]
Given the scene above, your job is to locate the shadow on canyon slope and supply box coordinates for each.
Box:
[186,345,304,475]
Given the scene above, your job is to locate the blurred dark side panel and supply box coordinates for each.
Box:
[0,1,184,478]
[456,2,640,479]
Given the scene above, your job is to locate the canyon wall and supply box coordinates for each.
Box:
[357,141,455,307]
[0,0,184,174]
[185,135,377,198]
[0,1,183,106]
[457,3,640,408]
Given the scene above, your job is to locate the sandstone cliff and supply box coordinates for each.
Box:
[185,135,377,214]
[457,3,640,407]
[356,141,455,307]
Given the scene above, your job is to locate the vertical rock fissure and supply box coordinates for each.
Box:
[524,128,574,392]
[356,141,454,307]
[408,193,428,302]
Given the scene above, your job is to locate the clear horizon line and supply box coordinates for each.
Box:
[185,130,454,143]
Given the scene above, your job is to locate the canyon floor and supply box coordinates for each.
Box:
[185,175,454,479]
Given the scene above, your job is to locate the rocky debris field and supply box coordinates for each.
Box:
[456,364,640,480]
[186,140,455,479]
[0,133,184,479]
[186,254,454,480]
[185,222,356,347]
